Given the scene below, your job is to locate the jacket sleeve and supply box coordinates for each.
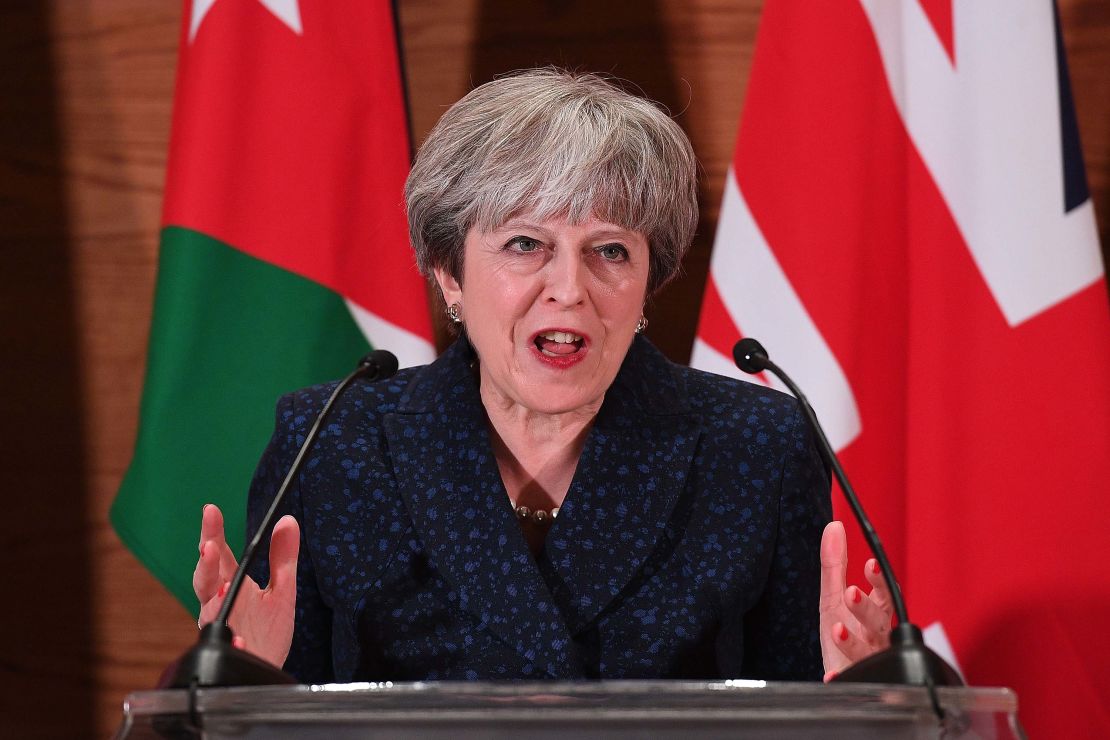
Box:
[245,391,335,684]
[737,401,832,680]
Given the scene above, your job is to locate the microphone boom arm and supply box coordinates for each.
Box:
[160,349,399,695]
[732,337,962,718]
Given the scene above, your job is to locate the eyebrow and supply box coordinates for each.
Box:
[497,220,546,233]
[495,220,638,241]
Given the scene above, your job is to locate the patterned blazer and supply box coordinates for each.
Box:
[246,335,831,683]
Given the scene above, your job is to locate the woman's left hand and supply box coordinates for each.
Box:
[819,520,894,681]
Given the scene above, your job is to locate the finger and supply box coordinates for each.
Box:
[818,521,852,674]
[820,620,851,675]
[193,505,228,602]
[267,515,301,600]
[199,504,239,582]
[192,538,223,604]
[199,503,224,547]
[844,585,892,647]
[819,521,848,613]
[864,558,895,617]
[197,580,230,628]
[829,620,876,664]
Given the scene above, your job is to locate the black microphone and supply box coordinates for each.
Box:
[732,339,961,705]
[159,349,400,692]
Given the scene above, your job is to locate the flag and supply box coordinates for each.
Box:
[692,1,1110,735]
[112,0,434,612]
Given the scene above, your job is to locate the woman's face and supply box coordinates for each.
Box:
[435,214,650,417]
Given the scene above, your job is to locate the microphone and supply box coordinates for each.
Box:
[358,348,399,381]
[732,339,961,701]
[159,349,400,691]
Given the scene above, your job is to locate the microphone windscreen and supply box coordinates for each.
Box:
[732,337,769,374]
[360,349,399,380]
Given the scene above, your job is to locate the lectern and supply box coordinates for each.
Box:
[116,680,1024,739]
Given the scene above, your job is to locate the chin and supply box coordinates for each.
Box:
[519,390,600,417]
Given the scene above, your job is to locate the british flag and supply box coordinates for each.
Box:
[693,1,1110,735]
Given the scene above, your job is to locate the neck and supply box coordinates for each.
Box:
[481,385,601,512]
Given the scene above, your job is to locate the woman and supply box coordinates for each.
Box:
[194,68,892,683]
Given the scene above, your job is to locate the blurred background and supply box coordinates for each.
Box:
[0,1,1106,736]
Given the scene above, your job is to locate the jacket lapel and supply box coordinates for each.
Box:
[543,337,702,634]
[382,340,579,678]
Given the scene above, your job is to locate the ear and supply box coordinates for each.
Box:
[432,265,463,308]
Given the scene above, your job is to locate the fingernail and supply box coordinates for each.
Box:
[837,624,849,642]
[217,581,229,598]
[203,504,210,514]
[823,670,838,683]
[851,587,862,604]
[870,560,881,575]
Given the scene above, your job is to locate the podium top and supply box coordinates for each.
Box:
[118,680,1022,739]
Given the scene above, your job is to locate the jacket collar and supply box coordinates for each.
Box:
[383,336,700,673]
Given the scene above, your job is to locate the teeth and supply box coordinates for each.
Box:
[540,331,582,344]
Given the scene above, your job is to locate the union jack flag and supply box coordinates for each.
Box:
[693,2,1110,735]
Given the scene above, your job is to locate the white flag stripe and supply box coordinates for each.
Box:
[345,299,436,369]
[859,0,1104,327]
[694,170,862,452]
[922,622,966,684]
[190,0,303,42]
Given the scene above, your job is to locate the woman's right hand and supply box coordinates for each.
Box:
[193,503,300,669]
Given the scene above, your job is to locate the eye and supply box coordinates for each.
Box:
[506,236,542,253]
[596,243,629,261]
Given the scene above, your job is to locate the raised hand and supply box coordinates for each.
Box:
[818,520,894,681]
[192,503,299,669]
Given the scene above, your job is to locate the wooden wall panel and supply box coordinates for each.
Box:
[0,3,193,738]
[0,1,1104,736]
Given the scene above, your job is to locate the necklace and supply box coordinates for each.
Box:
[512,503,559,525]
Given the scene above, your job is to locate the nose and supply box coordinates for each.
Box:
[543,247,587,307]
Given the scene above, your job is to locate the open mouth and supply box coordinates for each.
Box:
[534,330,585,357]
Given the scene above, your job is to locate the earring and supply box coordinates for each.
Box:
[635,315,648,334]
[446,303,462,324]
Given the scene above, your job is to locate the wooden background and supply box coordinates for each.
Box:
[0,1,1106,736]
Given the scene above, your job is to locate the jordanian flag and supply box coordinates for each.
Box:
[693,1,1110,736]
[112,0,434,611]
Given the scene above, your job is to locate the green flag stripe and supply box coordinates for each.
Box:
[111,226,370,612]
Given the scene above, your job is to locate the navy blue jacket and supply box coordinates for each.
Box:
[246,336,831,683]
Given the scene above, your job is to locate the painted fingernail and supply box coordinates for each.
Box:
[851,587,862,604]
[837,624,849,642]
[870,560,881,575]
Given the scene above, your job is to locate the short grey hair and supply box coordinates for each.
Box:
[405,68,698,294]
